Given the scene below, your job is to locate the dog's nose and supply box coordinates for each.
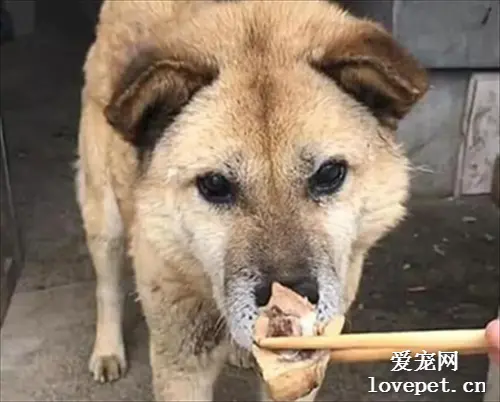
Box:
[283,278,319,305]
[254,277,319,307]
[255,281,273,307]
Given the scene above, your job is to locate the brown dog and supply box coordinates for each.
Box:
[75,1,428,400]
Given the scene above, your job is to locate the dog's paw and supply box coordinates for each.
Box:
[227,345,255,369]
[89,349,127,383]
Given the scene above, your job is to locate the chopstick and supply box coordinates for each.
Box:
[255,328,489,354]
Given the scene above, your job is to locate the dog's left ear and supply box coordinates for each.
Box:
[312,19,429,128]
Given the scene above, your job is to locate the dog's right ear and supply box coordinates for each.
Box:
[105,53,217,147]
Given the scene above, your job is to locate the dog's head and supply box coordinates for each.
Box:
[104,0,428,349]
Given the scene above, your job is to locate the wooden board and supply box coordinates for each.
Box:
[455,73,500,196]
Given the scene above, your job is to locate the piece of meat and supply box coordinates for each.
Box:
[252,282,344,401]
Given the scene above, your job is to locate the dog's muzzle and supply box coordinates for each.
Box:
[253,276,320,306]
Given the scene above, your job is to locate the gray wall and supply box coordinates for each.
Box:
[397,72,470,197]
[342,0,499,197]
[393,0,499,69]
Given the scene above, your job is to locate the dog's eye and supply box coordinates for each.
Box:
[197,173,235,205]
[309,160,347,198]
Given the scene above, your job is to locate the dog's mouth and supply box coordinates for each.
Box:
[224,269,342,350]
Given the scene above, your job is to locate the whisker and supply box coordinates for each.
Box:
[408,163,435,174]
[213,314,228,341]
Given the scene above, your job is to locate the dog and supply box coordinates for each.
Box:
[75,1,428,400]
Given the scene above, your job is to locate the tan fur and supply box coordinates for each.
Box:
[76,1,428,400]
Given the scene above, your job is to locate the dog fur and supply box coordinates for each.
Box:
[75,1,428,400]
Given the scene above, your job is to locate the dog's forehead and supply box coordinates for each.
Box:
[150,0,382,180]
[161,61,375,187]
[192,0,349,65]
[211,65,373,171]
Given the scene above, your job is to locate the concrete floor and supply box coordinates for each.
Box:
[1,18,499,402]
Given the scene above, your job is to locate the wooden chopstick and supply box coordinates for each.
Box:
[255,328,489,353]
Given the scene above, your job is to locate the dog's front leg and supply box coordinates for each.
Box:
[133,237,228,401]
[140,287,227,401]
[144,294,228,401]
[141,288,228,401]
[149,337,227,402]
